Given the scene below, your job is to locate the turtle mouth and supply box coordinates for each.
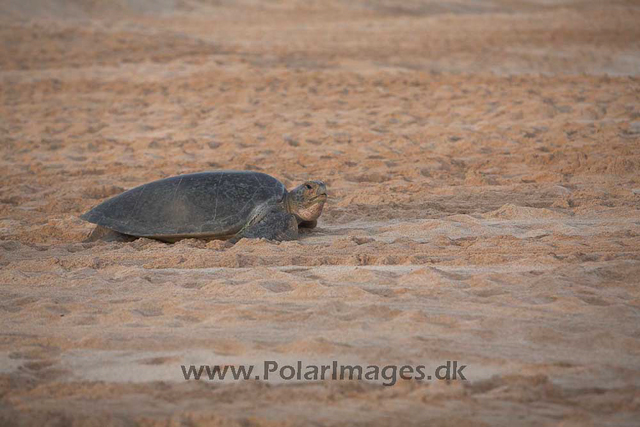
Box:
[311,193,327,202]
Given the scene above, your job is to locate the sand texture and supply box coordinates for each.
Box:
[1,0,640,426]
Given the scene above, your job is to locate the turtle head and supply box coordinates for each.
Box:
[287,180,327,222]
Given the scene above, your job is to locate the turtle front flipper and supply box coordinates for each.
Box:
[299,219,317,229]
[231,206,298,243]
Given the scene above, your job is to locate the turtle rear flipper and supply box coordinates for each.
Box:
[84,225,137,243]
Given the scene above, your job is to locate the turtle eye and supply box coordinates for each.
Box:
[305,184,312,190]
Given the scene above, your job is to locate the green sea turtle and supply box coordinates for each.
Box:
[81,171,327,243]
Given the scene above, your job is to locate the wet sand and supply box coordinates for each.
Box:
[1,1,640,425]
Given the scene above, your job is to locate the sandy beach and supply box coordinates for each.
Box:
[1,0,640,425]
